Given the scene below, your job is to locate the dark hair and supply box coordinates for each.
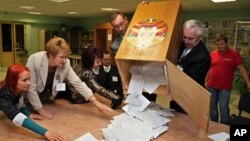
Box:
[52,31,59,37]
[0,64,29,95]
[103,50,111,55]
[110,11,127,23]
[215,33,228,44]
[81,46,103,69]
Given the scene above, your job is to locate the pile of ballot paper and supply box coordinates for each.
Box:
[101,62,174,141]
[101,97,174,141]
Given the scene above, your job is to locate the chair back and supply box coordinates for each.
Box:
[238,91,250,114]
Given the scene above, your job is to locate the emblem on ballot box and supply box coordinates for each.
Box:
[127,18,168,48]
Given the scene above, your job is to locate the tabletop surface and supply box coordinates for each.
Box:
[0,97,229,141]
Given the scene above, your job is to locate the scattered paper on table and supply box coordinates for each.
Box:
[74,132,98,141]
[208,132,229,141]
[125,94,150,111]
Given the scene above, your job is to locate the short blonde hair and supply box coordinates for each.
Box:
[45,37,71,57]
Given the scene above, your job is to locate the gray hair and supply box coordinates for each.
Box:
[183,19,204,37]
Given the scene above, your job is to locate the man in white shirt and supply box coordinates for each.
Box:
[97,51,124,100]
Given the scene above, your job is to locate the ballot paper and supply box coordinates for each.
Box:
[122,105,171,128]
[148,102,175,117]
[125,94,150,111]
[74,132,98,141]
[102,112,169,141]
[102,61,172,141]
[208,132,230,141]
[144,75,161,94]
[127,61,167,95]
[127,74,144,95]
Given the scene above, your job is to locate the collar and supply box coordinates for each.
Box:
[92,68,99,75]
[103,65,111,72]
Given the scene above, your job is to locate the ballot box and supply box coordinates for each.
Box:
[115,0,211,134]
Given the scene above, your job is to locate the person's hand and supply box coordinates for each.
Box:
[44,130,64,141]
[37,108,53,119]
[29,113,45,120]
[92,100,114,113]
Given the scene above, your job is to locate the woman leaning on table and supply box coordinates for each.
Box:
[66,46,123,109]
[0,64,64,141]
[25,37,113,119]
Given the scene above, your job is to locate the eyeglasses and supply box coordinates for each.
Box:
[113,20,127,30]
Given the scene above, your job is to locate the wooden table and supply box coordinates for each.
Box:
[0,98,229,141]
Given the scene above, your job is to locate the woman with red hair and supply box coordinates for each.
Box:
[0,64,64,141]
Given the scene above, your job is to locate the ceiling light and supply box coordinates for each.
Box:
[101,8,119,11]
[49,0,70,3]
[19,6,35,9]
[238,21,250,24]
[211,0,236,3]
[241,26,250,28]
[68,12,78,14]
[28,12,42,15]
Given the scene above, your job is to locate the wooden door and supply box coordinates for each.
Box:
[0,22,26,66]
[14,23,27,64]
[0,22,14,66]
[94,23,114,52]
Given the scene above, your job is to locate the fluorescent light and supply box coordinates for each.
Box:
[101,8,119,11]
[241,26,250,28]
[211,0,236,3]
[68,12,78,15]
[28,12,42,15]
[19,6,35,9]
[49,0,70,3]
[238,21,250,24]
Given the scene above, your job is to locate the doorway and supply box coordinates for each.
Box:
[0,22,26,66]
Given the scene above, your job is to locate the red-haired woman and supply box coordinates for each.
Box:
[0,64,64,141]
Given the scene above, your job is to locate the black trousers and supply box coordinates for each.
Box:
[142,92,157,102]
[170,100,187,114]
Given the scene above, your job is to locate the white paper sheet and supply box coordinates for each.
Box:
[208,132,230,141]
[127,74,144,94]
[144,75,161,94]
[102,112,168,141]
[128,61,167,94]
[74,132,98,141]
[125,94,150,111]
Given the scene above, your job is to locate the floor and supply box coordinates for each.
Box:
[1,66,249,121]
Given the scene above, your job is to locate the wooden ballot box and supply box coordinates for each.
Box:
[115,0,211,134]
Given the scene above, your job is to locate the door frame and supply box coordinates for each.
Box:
[0,22,14,67]
[0,22,26,66]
